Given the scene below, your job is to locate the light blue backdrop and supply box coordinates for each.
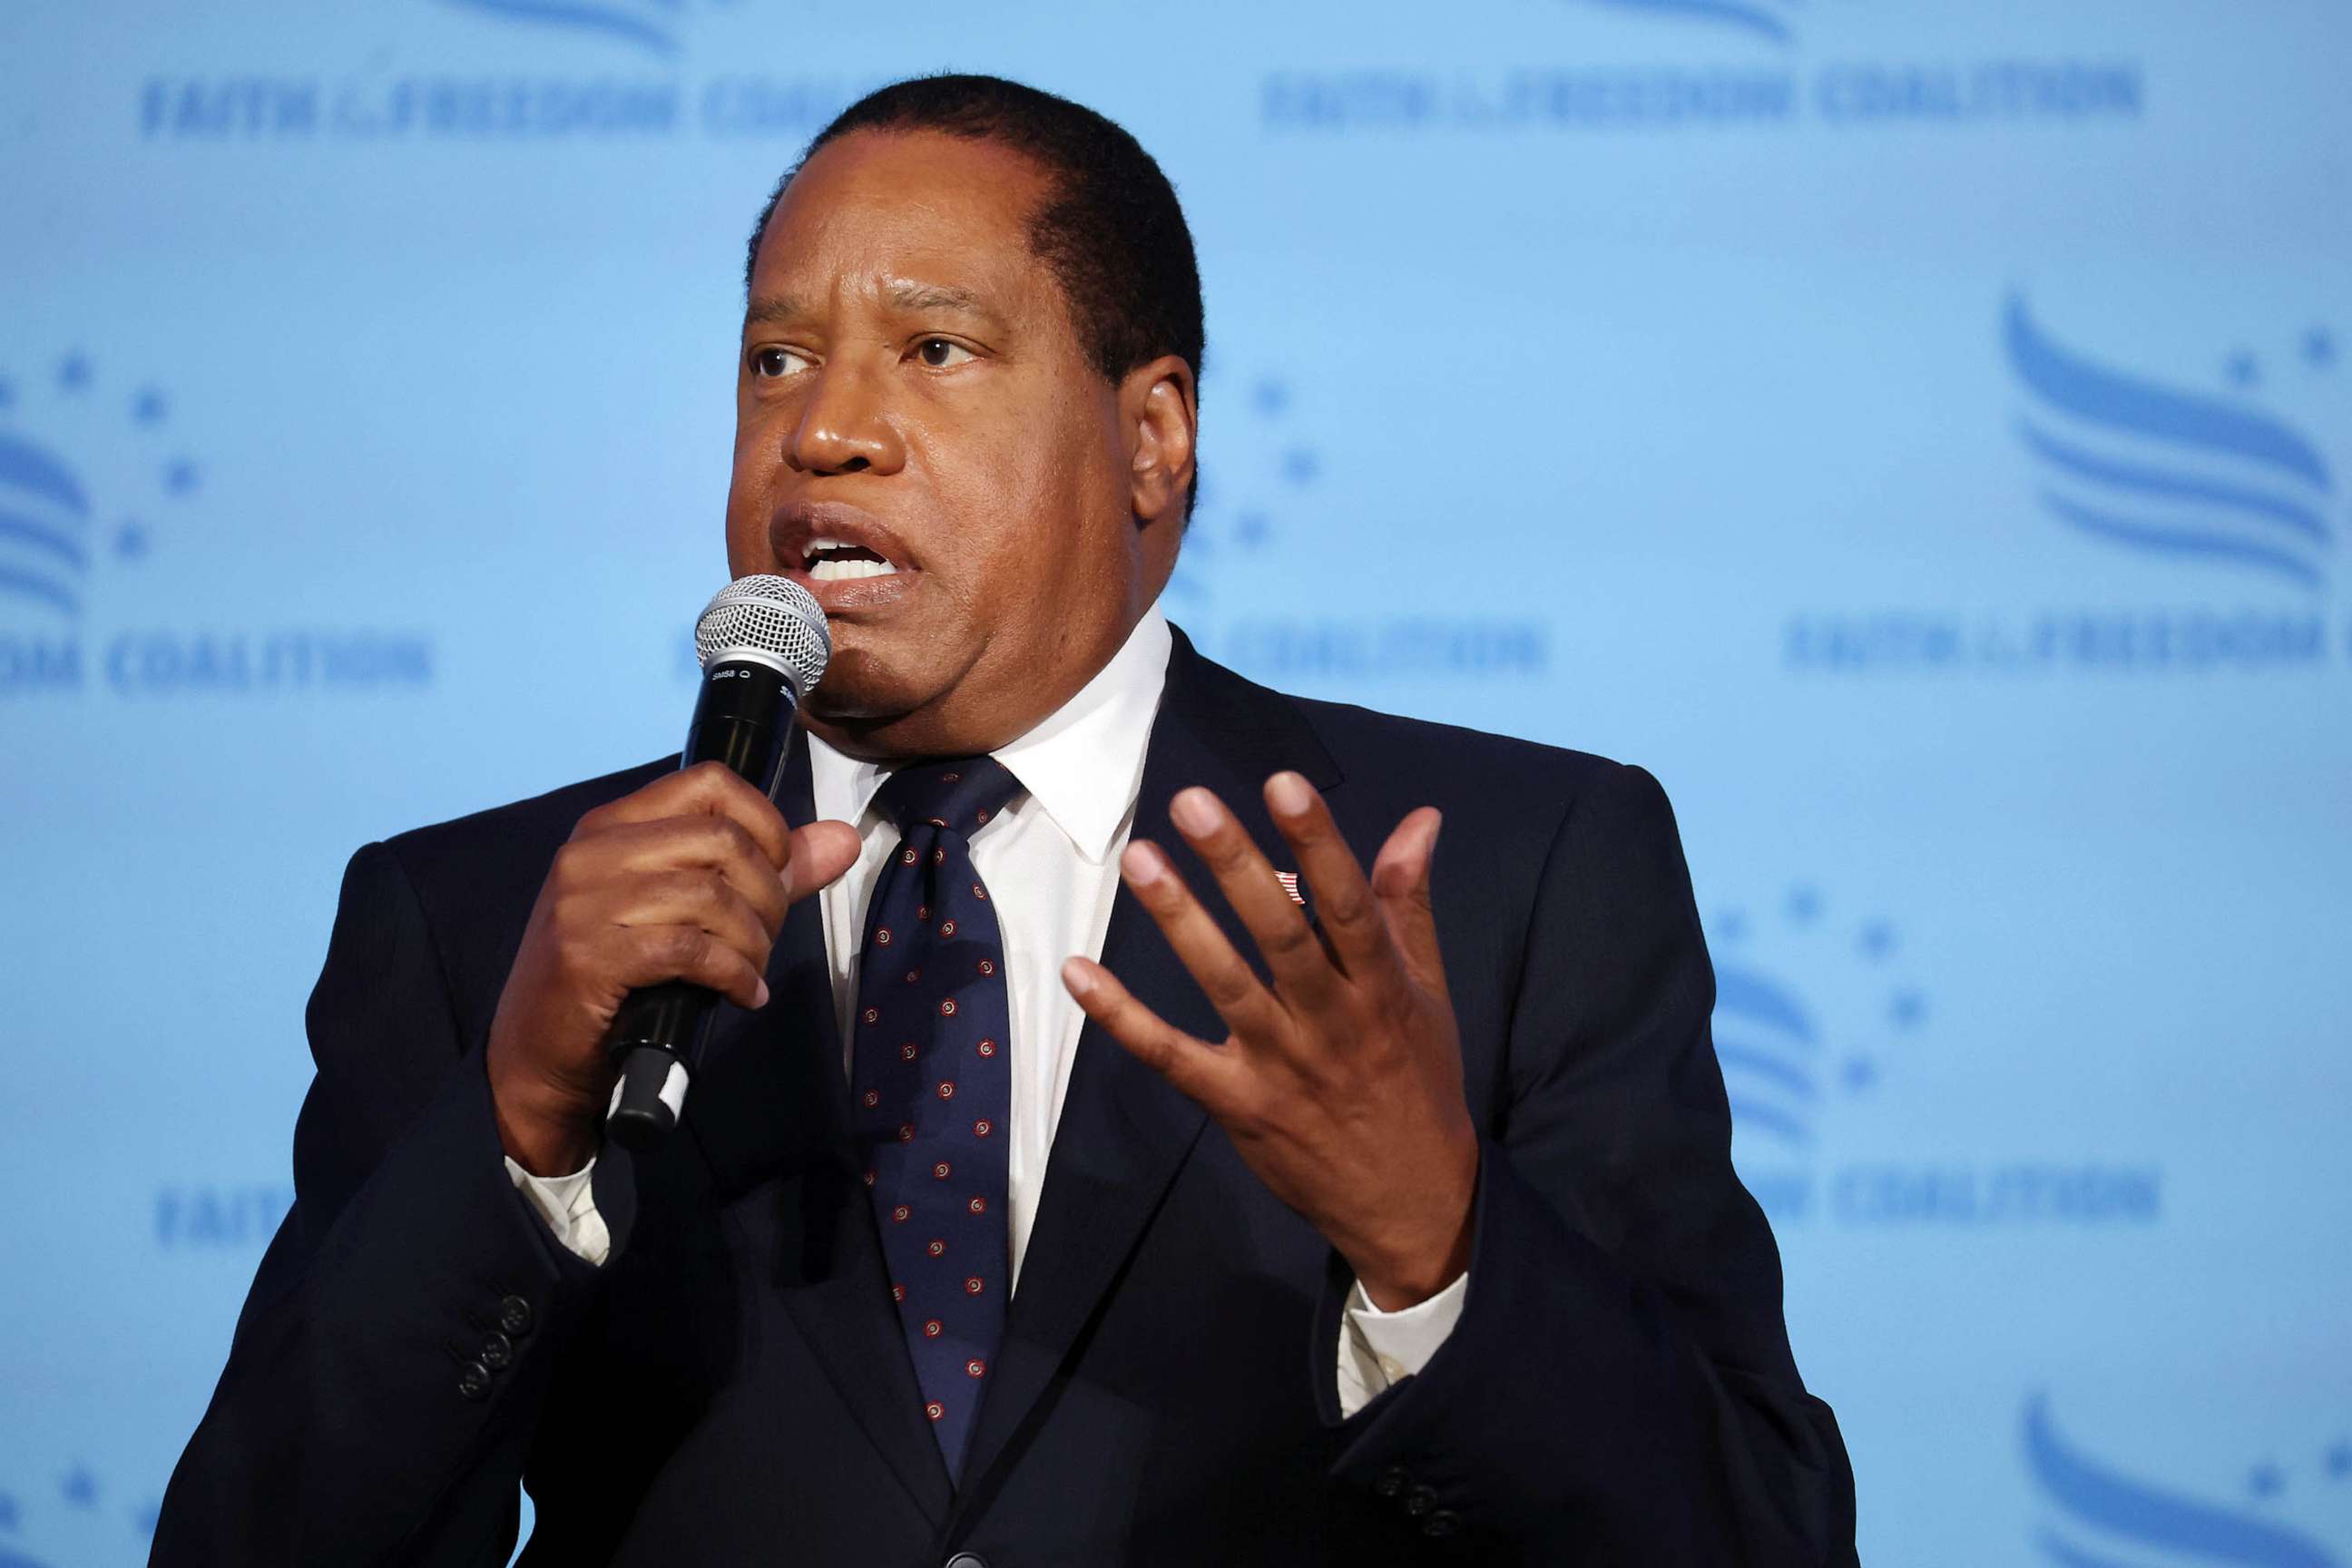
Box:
[3,2,2347,1562]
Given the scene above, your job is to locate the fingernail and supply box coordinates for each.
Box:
[1170,788,1223,836]
[1265,771,1312,817]
[1061,957,1094,997]
[753,979,771,1009]
[1122,840,1164,886]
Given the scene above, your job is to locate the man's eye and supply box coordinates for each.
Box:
[915,338,976,369]
[750,347,809,378]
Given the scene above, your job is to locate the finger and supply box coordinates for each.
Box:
[602,923,769,1012]
[1261,771,1394,988]
[1118,839,1288,1044]
[564,816,791,935]
[586,867,774,972]
[1369,808,1448,1001]
[1061,956,1246,1112]
[579,760,792,869]
[781,818,863,903]
[1165,786,1340,1012]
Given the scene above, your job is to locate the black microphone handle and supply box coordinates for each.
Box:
[604,657,800,1151]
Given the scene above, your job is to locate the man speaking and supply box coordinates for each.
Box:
[154,74,1857,1565]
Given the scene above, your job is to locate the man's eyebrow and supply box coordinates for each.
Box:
[885,280,991,316]
[742,293,806,328]
[743,283,997,328]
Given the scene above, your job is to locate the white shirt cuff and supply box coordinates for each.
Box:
[1333,1270,1468,1418]
[504,1154,612,1267]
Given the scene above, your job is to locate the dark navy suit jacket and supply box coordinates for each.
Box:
[153,629,1857,1566]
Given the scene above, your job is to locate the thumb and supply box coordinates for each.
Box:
[783,818,863,901]
[1369,808,1446,999]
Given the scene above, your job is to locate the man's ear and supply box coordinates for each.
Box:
[1122,354,1197,531]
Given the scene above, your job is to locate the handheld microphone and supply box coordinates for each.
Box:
[604,573,830,1150]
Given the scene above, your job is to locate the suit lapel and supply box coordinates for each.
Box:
[956,627,1342,1500]
[686,729,956,1525]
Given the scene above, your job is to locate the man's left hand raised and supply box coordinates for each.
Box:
[1062,771,1479,1311]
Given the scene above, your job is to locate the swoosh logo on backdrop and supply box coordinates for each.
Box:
[2025,1392,2338,1568]
[1713,964,1818,1147]
[0,429,90,618]
[1579,0,1798,44]
[2006,294,2336,589]
[436,0,681,55]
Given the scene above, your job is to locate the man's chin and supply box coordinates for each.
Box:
[799,655,940,750]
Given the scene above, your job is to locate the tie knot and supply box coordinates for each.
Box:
[875,755,1024,838]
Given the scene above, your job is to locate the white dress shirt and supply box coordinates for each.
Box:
[506,604,1465,1416]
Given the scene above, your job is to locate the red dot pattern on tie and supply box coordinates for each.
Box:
[849,754,1022,1479]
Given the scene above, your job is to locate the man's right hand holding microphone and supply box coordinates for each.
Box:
[485,760,861,1176]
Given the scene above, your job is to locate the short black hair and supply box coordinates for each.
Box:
[745,74,1205,505]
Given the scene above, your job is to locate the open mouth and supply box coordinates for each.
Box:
[801,538,900,582]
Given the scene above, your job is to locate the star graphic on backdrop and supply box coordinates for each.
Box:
[164,457,200,495]
[1234,511,1271,548]
[62,1464,97,1508]
[133,386,169,425]
[56,352,93,393]
[2303,328,2337,369]
[1889,988,1926,1028]
[1713,909,1749,945]
[117,522,152,559]
[1784,886,1821,925]
[2324,1440,2350,1480]
[0,1492,17,1532]
[2248,1462,2284,1499]
[0,375,15,410]
[132,1496,162,1535]
[1250,377,1290,417]
[1840,1056,1877,1093]
[2223,350,2260,388]
[1857,920,1896,962]
[1281,446,1320,486]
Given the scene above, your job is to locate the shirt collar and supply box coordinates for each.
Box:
[808,606,1172,864]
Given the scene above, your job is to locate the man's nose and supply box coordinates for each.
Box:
[786,360,905,476]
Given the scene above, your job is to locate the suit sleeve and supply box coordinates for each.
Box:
[151,840,603,1567]
[1319,763,1859,1564]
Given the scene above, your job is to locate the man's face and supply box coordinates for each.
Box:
[726,128,1191,760]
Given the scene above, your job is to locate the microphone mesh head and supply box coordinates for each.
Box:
[695,574,830,697]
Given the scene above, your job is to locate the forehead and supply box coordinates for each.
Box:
[752,129,1056,305]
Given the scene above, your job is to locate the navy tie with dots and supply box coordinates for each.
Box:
[851,755,1024,1478]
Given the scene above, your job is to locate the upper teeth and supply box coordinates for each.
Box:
[804,537,897,582]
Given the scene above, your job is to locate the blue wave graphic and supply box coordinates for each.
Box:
[2043,492,2323,590]
[0,431,89,518]
[439,0,681,54]
[2006,295,2335,588]
[2020,422,2330,545]
[0,430,89,618]
[1714,964,1817,1147]
[0,515,87,572]
[2025,1392,2338,1567]
[1582,0,1796,44]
